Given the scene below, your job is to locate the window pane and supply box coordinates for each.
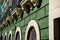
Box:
[28,27,36,40]
[4,36,6,40]
[31,30,36,40]
[15,32,20,40]
[9,34,11,40]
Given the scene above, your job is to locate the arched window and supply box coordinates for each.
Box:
[9,34,11,40]
[5,35,6,40]
[27,27,36,40]
[4,32,7,40]
[25,20,40,40]
[8,31,12,40]
[0,34,3,40]
[15,27,21,40]
[15,31,20,40]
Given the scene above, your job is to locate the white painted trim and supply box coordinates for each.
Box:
[15,27,21,40]
[8,30,12,40]
[25,20,40,40]
[49,0,60,40]
[3,32,7,40]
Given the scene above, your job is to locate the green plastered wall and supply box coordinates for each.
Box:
[0,0,49,40]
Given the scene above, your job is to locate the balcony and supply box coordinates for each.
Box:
[20,0,33,14]
[11,7,24,21]
[20,0,42,14]
[2,21,7,27]
[6,15,14,24]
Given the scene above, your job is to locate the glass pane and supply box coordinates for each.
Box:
[9,34,11,40]
[31,30,36,40]
[28,27,37,40]
[15,32,20,40]
[5,36,6,40]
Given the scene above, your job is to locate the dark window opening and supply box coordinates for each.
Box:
[4,35,6,40]
[27,26,37,40]
[0,34,3,40]
[17,0,22,5]
[54,18,60,40]
[13,13,18,21]
[9,34,11,40]
[15,31,20,40]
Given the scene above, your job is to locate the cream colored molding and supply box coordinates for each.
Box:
[49,0,60,40]
[15,27,21,40]
[3,32,7,40]
[20,0,33,10]
[6,16,14,22]
[2,21,8,26]
[8,30,12,40]
[0,24,4,29]
[30,0,39,6]
[2,0,7,12]
[11,8,22,15]
[11,8,23,18]
[0,25,2,29]
[25,20,40,40]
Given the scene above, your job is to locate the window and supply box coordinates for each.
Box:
[9,34,11,40]
[4,35,6,40]
[17,0,22,5]
[54,18,60,40]
[9,0,12,6]
[7,1,9,5]
[15,27,21,40]
[8,31,12,40]
[1,34,3,40]
[25,20,40,40]
[5,0,7,2]
[27,27,36,40]
[15,31,20,40]
[4,32,7,40]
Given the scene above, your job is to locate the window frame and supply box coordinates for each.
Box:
[8,30,12,40]
[15,27,21,40]
[25,20,40,40]
[4,32,7,40]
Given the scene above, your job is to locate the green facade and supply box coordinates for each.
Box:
[0,0,49,40]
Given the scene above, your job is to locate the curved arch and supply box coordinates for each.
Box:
[8,30,12,40]
[4,32,7,40]
[15,27,21,40]
[0,34,3,40]
[25,20,40,40]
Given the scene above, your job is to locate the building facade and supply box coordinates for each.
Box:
[49,0,60,40]
[0,0,49,40]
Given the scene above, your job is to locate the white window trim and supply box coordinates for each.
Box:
[8,30,12,40]
[25,20,40,40]
[15,27,21,40]
[3,32,7,40]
